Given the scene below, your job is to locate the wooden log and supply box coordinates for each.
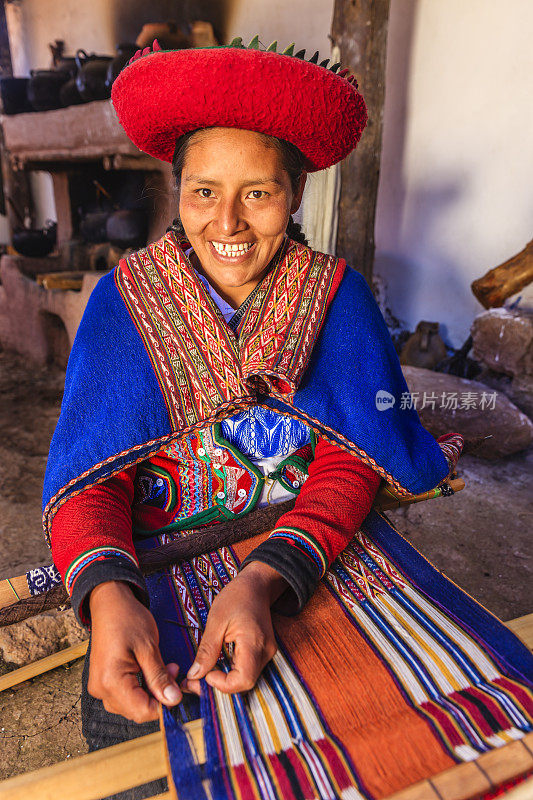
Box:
[471,239,533,309]
[331,0,391,284]
[0,640,88,692]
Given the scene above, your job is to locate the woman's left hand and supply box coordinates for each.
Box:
[181,561,288,694]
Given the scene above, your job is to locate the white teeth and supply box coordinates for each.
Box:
[211,241,254,257]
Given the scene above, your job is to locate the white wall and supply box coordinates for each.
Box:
[225,0,333,56]
[375,0,533,347]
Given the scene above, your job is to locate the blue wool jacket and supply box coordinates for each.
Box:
[42,261,449,537]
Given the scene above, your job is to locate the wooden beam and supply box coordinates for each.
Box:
[0,640,88,692]
[385,733,533,800]
[506,613,533,646]
[0,722,205,800]
[331,0,391,284]
[0,731,167,800]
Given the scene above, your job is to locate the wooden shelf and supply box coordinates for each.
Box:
[0,100,158,168]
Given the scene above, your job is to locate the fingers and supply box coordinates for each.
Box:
[89,653,160,723]
[183,613,225,690]
[136,644,182,708]
[89,648,181,724]
[206,636,277,694]
[184,635,277,696]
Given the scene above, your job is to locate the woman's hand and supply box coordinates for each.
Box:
[88,581,182,723]
[181,561,288,695]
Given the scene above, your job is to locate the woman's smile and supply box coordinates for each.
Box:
[209,240,257,261]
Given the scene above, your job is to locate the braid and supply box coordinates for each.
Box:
[166,216,185,238]
[286,216,309,246]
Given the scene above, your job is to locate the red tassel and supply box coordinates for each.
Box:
[142,47,151,56]
[338,68,350,78]
[153,39,162,51]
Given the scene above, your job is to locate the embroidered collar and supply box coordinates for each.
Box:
[115,230,345,430]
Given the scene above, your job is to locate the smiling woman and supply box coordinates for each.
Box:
[40,37,467,800]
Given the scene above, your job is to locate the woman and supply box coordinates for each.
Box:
[43,38,455,783]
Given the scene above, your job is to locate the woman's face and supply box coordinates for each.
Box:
[178,127,306,306]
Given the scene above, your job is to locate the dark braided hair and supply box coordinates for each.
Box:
[166,128,309,246]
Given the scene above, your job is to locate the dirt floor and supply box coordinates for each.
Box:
[0,348,532,783]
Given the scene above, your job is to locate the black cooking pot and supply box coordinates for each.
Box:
[0,77,33,115]
[106,43,137,89]
[106,209,147,249]
[75,49,112,102]
[59,77,83,107]
[54,56,78,78]
[80,211,110,243]
[27,69,69,112]
[12,221,57,258]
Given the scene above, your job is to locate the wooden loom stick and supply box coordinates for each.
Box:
[0,640,89,692]
[0,720,530,800]
[0,574,30,607]
[498,775,533,800]
[0,617,531,798]
[0,479,466,623]
[0,582,69,625]
[0,724,204,800]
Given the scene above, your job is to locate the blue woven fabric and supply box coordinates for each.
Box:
[220,407,310,459]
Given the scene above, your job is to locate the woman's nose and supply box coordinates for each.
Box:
[216,197,246,236]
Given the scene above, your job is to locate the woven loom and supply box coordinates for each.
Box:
[1,489,532,800]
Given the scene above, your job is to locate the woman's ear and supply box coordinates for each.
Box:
[290,171,307,214]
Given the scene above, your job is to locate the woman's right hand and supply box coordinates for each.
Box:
[88,580,182,723]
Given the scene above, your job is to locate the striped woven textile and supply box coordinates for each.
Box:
[145,510,533,800]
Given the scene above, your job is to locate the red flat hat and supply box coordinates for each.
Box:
[111,39,367,172]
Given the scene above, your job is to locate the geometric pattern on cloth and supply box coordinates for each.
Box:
[26,563,62,596]
[220,406,311,460]
[115,230,344,430]
[149,511,533,800]
[437,432,464,476]
[64,547,139,596]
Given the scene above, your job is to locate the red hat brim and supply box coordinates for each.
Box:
[111,47,367,171]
